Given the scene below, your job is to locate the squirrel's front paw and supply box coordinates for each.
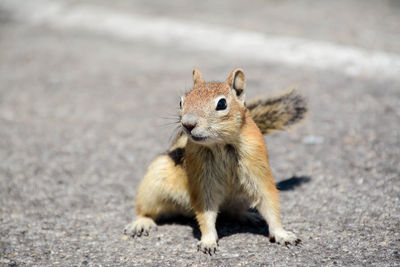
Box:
[270,229,301,246]
[124,217,157,237]
[197,237,219,255]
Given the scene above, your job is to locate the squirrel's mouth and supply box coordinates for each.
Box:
[190,135,208,142]
[183,131,209,143]
[181,126,211,143]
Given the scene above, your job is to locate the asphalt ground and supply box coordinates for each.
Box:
[0,0,399,266]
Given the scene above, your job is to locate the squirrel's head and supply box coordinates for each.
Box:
[179,68,247,145]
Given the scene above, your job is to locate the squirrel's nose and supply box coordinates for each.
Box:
[183,122,196,133]
[181,114,198,133]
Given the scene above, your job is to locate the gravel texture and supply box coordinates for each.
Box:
[0,0,399,266]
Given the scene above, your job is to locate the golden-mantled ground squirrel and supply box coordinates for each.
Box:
[124,68,306,254]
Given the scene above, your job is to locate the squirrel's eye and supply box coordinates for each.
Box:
[216,98,227,111]
[179,97,183,109]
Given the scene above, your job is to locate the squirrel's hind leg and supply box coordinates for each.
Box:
[238,211,265,226]
[221,198,264,226]
[124,154,191,237]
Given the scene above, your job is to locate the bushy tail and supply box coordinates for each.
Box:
[247,89,307,134]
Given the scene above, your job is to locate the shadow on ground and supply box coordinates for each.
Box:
[155,176,311,240]
[276,176,311,191]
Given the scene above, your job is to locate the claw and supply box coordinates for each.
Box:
[197,239,218,255]
[124,218,157,238]
[136,228,143,237]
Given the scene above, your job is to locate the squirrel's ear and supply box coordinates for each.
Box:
[227,68,246,104]
[192,68,204,85]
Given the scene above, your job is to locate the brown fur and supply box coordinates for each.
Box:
[247,89,307,134]
[124,69,303,253]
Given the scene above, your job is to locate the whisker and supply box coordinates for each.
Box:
[158,116,180,121]
[155,120,180,127]
[156,111,180,121]
[157,111,179,117]
[169,125,182,143]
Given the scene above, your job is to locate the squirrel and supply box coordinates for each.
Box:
[124,68,307,254]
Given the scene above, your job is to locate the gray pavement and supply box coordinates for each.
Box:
[0,0,399,266]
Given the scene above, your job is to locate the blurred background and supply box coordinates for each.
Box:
[1,0,399,266]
